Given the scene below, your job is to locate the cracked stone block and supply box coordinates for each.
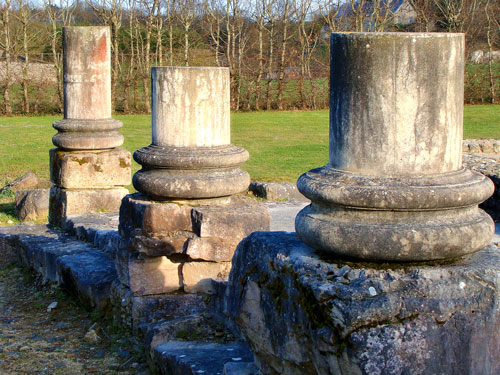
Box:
[50,148,131,189]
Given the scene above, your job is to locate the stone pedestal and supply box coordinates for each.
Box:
[225,232,500,375]
[296,33,494,261]
[119,67,269,296]
[49,26,131,227]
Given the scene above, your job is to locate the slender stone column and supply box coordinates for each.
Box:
[52,27,123,150]
[133,67,250,200]
[295,33,494,261]
[49,27,130,226]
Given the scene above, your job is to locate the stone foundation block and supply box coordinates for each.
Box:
[115,250,181,296]
[249,181,308,201]
[119,193,270,260]
[110,281,207,331]
[15,189,50,221]
[49,186,128,227]
[182,261,232,293]
[50,148,131,188]
[226,232,500,375]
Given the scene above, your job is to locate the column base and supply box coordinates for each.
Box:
[133,144,250,199]
[52,118,124,150]
[49,186,128,227]
[296,166,495,261]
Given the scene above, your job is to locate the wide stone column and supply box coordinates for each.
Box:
[295,32,494,261]
[118,67,269,296]
[49,27,131,227]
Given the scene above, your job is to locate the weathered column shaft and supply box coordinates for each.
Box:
[49,26,130,226]
[152,67,230,147]
[63,27,112,120]
[52,26,123,150]
[133,67,249,200]
[295,33,494,262]
[330,33,463,176]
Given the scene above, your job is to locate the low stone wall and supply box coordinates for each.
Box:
[463,139,500,154]
[463,154,500,221]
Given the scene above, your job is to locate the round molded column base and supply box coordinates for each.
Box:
[296,165,495,261]
[133,168,250,200]
[295,204,494,262]
[52,118,124,150]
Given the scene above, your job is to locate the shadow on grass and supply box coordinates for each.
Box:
[0,201,19,224]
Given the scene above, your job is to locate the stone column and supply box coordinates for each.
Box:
[295,33,494,261]
[133,67,249,200]
[49,27,131,226]
[118,67,269,297]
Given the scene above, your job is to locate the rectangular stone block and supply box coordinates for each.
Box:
[120,193,270,261]
[182,261,231,294]
[50,147,131,188]
[115,250,181,296]
[191,196,270,238]
[49,186,128,227]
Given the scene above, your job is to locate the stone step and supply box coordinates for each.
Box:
[153,340,255,375]
[0,223,117,314]
[223,362,260,375]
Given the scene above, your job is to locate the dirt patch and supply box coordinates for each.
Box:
[0,256,149,374]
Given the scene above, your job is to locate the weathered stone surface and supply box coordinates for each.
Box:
[463,139,500,154]
[226,232,500,375]
[224,362,260,375]
[119,193,270,260]
[151,67,230,148]
[1,172,38,193]
[153,340,254,375]
[296,32,494,261]
[56,250,117,314]
[132,67,250,200]
[49,186,128,227]
[52,27,124,150]
[249,182,307,201]
[191,196,270,238]
[115,250,181,296]
[182,261,232,293]
[464,154,500,221]
[111,281,207,331]
[50,148,131,188]
[15,189,50,221]
[0,223,117,314]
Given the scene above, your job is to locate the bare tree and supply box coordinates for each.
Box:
[44,0,77,112]
[204,0,224,66]
[176,0,198,66]
[15,0,38,113]
[0,0,13,114]
[484,0,499,103]
[276,0,295,110]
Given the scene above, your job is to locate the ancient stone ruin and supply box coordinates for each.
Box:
[49,27,131,226]
[225,33,500,375]
[118,66,270,296]
[295,32,494,261]
[2,29,500,375]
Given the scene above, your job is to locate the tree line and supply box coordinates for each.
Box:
[0,0,499,115]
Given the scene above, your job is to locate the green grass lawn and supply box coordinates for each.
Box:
[0,105,499,189]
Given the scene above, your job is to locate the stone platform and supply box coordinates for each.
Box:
[225,232,500,375]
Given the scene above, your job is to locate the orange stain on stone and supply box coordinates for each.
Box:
[93,34,108,64]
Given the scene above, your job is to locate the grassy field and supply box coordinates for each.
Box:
[0,105,499,188]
